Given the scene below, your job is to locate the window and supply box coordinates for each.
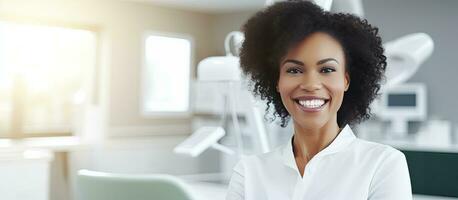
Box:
[0,22,97,138]
[141,33,192,116]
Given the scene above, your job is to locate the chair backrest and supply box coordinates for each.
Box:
[77,169,195,200]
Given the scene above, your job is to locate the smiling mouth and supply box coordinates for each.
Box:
[294,98,329,111]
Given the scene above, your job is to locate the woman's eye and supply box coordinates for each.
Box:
[321,67,336,73]
[286,67,302,74]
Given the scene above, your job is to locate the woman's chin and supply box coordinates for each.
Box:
[292,117,328,130]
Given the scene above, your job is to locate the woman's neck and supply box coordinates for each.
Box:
[292,121,341,160]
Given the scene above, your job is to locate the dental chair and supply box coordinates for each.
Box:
[77,169,196,200]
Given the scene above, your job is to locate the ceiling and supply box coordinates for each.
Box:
[123,0,268,14]
[121,0,365,16]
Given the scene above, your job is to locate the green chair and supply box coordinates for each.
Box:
[77,169,196,200]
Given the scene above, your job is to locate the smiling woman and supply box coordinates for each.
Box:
[226,1,412,200]
[277,32,349,132]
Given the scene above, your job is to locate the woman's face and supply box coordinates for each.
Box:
[277,32,350,129]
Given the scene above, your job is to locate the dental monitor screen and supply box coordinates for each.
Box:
[377,83,426,123]
[387,94,417,107]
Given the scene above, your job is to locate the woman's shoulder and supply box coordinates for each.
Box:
[353,138,402,152]
[355,139,412,199]
[350,138,407,163]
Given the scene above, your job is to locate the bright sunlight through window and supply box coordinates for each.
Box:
[142,34,191,115]
[0,22,96,138]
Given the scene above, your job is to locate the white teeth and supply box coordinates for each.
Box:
[298,99,325,108]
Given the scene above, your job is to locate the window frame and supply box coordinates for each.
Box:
[140,31,194,118]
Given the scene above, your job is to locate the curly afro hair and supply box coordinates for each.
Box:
[239,0,386,128]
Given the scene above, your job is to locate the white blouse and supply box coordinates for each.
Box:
[226,124,412,200]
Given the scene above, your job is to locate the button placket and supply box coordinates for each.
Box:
[296,156,322,199]
[303,156,319,180]
[296,171,312,199]
[292,177,307,200]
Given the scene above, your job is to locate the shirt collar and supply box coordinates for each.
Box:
[281,124,356,169]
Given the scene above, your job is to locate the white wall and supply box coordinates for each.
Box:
[210,11,255,56]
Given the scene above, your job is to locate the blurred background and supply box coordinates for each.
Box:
[0,0,457,199]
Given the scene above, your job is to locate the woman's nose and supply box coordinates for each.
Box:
[299,74,322,92]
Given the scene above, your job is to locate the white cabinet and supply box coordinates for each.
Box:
[0,149,53,200]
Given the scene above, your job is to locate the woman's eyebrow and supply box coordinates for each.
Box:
[282,58,339,66]
[317,58,339,65]
[282,59,304,66]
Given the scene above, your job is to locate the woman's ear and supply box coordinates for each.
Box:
[344,72,350,92]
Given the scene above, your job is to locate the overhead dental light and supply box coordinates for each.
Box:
[382,33,434,90]
[331,0,434,88]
